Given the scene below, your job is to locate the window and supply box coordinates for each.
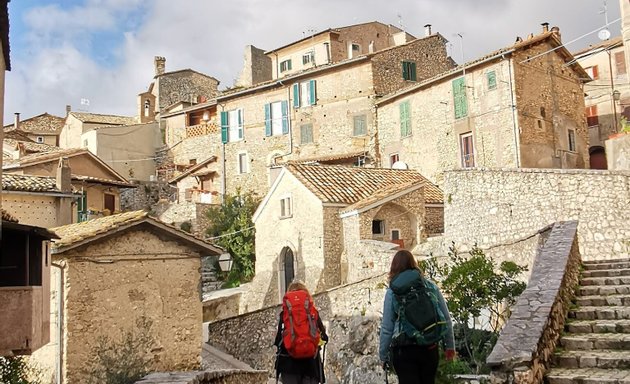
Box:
[568,129,576,152]
[264,101,289,136]
[104,193,115,213]
[352,43,360,52]
[280,59,292,72]
[353,114,367,136]
[144,99,150,117]
[349,43,361,58]
[585,65,599,80]
[189,159,197,165]
[391,229,400,240]
[585,105,599,127]
[453,77,468,119]
[402,61,417,81]
[292,80,317,108]
[238,153,249,174]
[300,124,313,144]
[399,101,412,137]
[615,52,627,76]
[372,220,384,235]
[460,132,475,168]
[302,51,314,65]
[487,71,497,90]
[389,153,400,167]
[220,109,244,143]
[36,136,44,143]
[280,196,292,218]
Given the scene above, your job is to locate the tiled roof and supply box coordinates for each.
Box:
[2,148,86,168]
[168,156,218,183]
[2,174,61,193]
[4,113,65,134]
[69,112,137,125]
[4,129,33,142]
[71,174,135,188]
[286,164,443,204]
[4,138,62,154]
[283,151,367,164]
[1,209,18,223]
[51,210,224,254]
[572,36,623,57]
[341,181,424,214]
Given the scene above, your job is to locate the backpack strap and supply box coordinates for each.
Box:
[285,299,295,342]
[305,299,317,338]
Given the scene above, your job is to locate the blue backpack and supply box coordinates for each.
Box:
[390,269,447,346]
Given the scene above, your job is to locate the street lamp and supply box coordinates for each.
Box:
[218,253,233,272]
[613,89,621,101]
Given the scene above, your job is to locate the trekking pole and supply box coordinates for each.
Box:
[384,363,389,384]
[319,343,326,384]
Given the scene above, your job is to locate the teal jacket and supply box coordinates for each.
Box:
[379,273,455,362]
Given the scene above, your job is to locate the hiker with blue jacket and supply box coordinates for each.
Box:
[379,250,455,384]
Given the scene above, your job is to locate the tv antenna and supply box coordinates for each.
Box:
[397,14,405,31]
[598,0,611,40]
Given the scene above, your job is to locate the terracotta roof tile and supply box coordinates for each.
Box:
[4,113,65,134]
[4,138,62,154]
[71,174,135,188]
[283,151,367,164]
[286,164,442,204]
[2,174,62,193]
[69,112,137,125]
[341,181,423,213]
[3,148,87,168]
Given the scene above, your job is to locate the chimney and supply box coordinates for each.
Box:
[154,56,166,76]
[551,26,561,41]
[424,24,432,37]
[14,112,20,130]
[66,105,71,115]
[56,157,71,193]
[541,22,549,33]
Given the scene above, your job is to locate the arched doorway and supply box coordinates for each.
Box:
[589,146,607,170]
[280,247,295,296]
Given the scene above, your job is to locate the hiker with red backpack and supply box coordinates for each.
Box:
[274,281,329,384]
[379,250,456,384]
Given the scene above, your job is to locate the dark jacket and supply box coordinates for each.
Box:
[274,309,328,383]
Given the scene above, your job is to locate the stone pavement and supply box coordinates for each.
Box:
[546,258,630,384]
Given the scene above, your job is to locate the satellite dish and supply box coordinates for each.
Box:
[598,28,611,41]
[392,161,408,170]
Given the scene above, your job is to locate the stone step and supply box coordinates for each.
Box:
[580,285,630,296]
[560,333,630,351]
[569,306,630,321]
[583,258,630,267]
[545,367,630,383]
[581,276,630,286]
[554,350,630,369]
[566,320,630,334]
[576,294,630,307]
[583,269,630,278]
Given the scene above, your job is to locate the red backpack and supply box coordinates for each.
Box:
[281,290,321,359]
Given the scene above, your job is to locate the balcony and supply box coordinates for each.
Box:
[186,122,219,138]
[0,286,49,355]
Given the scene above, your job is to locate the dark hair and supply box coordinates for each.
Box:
[388,249,419,281]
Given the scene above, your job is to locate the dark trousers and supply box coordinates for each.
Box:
[392,344,440,384]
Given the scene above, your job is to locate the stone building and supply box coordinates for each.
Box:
[163,23,455,201]
[29,211,224,384]
[168,155,220,205]
[376,25,590,185]
[4,112,65,146]
[59,111,137,149]
[3,129,62,159]
[245,164,442,311]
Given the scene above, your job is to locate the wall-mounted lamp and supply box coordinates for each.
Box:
[613,90,621,102]
[218,253,233,272]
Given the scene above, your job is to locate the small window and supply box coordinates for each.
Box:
[220,109,244,143]
[487,71,497,90]
[280,196,292,218]
[585,65,599,80]
[353,115,367,136]
[453,77,468,119]
[300,124,313,144]
[293,80,317,108]
[402,61,417,81]
[460,132,475,168]
[280,59,292,72]
[389,153,400,167]
[302,51,314,65]
[351,43,360,52]
[585,105,599,127]
[189,159,197,165]
[238,153,249,174]
[104,193,115,213]
[372,220,384,235]
[391,229,400,241]
[144,100,151,117]
[36,136,44,143]
[568,129,576,152]
[615,52,627,76]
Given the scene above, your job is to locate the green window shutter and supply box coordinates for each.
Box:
[402,61,408,80]
[452,78,468,119]
[309,80,316,105]
[237,109,243,139]
[487,71,497,90]
[281,100,289,134]
[410,62,417,81]
[301,124,313,144]
[288,59,292,70]
[405,102,411,136]
[399,101,410,137]
[293,83,300,108]
[220,111,229,143]
[353,115,367,136]
[264,103,272,137]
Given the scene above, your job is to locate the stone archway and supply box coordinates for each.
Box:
[279,246,295,297]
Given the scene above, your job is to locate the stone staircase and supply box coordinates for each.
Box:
[546,258,630,384]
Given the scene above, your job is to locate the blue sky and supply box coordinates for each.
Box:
[4,0,622,123]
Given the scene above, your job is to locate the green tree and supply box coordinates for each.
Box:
[205,190,260,287]
[0,356,41,384]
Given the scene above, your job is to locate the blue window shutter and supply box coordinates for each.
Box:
[237,109,243,139]
[220,111,228,143]
[309,80,316,105]
[281,100,289,134]
[264,104,272,137]
[293,83,300,108]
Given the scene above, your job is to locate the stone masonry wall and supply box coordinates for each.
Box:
[120,180,177,212]
[136,369,268,384]
[425,206,444,235]
[157,71,219,113]
[444,168,630,261]
[56,229,203,384]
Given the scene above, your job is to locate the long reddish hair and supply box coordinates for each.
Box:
[388,249,419,281]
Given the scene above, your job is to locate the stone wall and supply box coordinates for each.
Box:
[487,221,581,384]
[207,274,390,384]
[606,133,630,171]
[426,205,444,235]
[343,240,398,283]
[136,369,268,384]
[157,71,219,113]
[444,168,630,261]
[235,45,272,88]
[120,180,177,212]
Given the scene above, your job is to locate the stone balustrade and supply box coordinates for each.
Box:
[487,221,581,384]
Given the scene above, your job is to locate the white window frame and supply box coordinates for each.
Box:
[302,51,314,65]
[280,59,292,72]
[279,195,293,219]
[36,136,44,143]
[349,43,361,58]
[300,82,312,107]
[237,152,249,174]
[389,153,400,168]
[227,109,244,143]
[270,101,284,136]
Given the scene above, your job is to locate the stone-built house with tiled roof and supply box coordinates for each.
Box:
[376,24,591,185]
[27,211,224,384]
[3,112,65,146]
[3,129,62,160]
[244,163,443,311]
[162,22,455,201]
[3,148,135,220]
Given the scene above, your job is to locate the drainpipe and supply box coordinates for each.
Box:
[51,262,64,384]
[507,56,521,167]
[219,104,226,203]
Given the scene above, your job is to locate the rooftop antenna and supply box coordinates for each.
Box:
[456,33,466,76]
[598,0,611,40]
[397,13,405,32]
